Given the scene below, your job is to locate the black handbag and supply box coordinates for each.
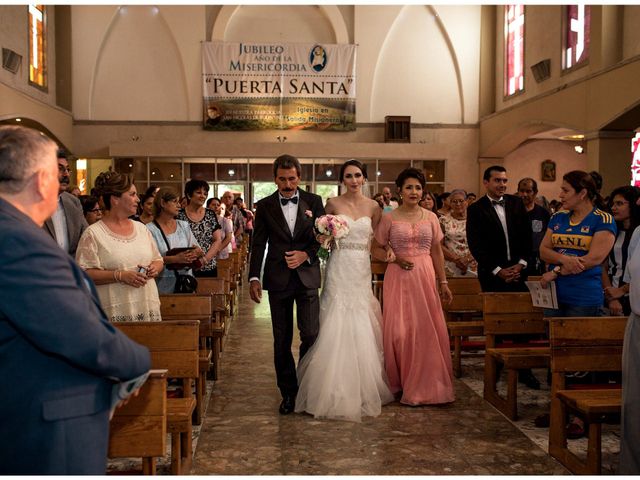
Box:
[174,272,198,294]
[153,220,198,294]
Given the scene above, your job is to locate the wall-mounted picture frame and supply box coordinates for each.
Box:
[541,159,556,181]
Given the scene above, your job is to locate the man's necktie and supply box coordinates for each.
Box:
[280,196,298,206]
[492,199,505,207]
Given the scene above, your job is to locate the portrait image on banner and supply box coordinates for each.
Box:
[202,42,356,131]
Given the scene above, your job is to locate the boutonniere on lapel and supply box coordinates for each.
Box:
[304,210,313,218]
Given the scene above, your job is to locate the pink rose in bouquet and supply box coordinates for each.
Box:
[314,214,350,260]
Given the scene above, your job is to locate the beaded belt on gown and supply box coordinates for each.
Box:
[338,241,369,251]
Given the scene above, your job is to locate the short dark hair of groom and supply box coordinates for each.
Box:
[273,154,301,178]
[483,165,507,181]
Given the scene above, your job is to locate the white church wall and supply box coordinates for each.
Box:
[357,5,481,124]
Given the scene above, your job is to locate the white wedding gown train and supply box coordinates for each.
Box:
[295,215,394,422]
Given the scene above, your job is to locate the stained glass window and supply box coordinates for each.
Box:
[28,4,46,88]
[505,4,525,97]
[564,5,590,70]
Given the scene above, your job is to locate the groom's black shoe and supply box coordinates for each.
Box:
[279,395,296,415]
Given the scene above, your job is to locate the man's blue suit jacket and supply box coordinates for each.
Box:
[0,197,151,474]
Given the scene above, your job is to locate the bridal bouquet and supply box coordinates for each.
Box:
[315,214,350,260]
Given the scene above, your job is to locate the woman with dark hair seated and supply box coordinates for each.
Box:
[373,193,385,209]
[418,190,438,215]
[79,194,103,225]
[76,171,163,322]
[437,192,451,217]
[147,187,204,294]
[132,185,158,225]
[602,186,640,316]
[375,168,454,406]
[176,179,223,277]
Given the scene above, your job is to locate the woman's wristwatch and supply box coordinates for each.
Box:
[552,265,561,276]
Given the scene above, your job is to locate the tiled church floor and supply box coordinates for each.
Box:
[191,285,572,475]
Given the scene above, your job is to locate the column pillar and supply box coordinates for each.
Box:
[585,132,633,193]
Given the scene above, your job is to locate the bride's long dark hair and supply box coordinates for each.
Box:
[339,159,367,182]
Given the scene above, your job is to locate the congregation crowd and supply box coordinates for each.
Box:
[372,165,640,473]
[1,124,638,474]
[376,167,637,320]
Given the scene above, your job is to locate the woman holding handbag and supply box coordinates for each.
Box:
[147,188,205,294]
[177,180,223,277]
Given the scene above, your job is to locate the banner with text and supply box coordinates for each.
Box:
[202,42,356,131]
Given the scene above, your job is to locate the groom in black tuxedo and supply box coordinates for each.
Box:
[467,165,532,293]
[467,165,539,389]
[248,154,325,414]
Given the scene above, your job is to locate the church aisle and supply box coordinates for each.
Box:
[193,285,567,475]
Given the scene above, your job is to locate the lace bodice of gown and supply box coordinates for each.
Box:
[388,220,437,257]
[323,215,372,294]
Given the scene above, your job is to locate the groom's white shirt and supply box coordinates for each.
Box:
[249,190,300,285]
[280,191,299,235]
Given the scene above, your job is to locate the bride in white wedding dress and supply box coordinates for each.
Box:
[295,160,395,422]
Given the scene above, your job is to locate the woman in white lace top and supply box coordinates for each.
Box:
[76,171,163,322]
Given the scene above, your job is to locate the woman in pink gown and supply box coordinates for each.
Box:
[375,168,455,406]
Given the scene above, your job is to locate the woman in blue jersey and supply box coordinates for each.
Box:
[539,170,616,316]
[538,170,617,437]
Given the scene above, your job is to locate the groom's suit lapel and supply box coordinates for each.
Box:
[481,196,503,232]
[292,194,311,239]
[266,191,292,237]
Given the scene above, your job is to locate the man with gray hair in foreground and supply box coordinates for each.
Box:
[0,126,151,474]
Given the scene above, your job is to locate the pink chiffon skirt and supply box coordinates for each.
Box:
[382,254,455,405]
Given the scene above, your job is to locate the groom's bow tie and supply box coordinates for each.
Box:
[491,199,505,207]
[280,196,298,206]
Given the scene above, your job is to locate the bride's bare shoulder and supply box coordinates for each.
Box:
[365,197,379,208]
[325,196,339,214]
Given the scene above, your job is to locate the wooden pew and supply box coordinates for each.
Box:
[548,316,625,474]
[195,277,230,361]
[238,239,249,271]
[217,263,237,319]
[217,258,237,286]
[116,321,199,475]
[199,276,232,337]
[160,294,215,425]
[229,250,243,285]
[108,369,168,475]
[483,292,549,420]
[371,260,387,307]
[444,277,483,378]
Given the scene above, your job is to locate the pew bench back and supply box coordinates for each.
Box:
[548,315,626,475]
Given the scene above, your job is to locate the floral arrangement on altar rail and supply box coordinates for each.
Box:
[314,214,350,260]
